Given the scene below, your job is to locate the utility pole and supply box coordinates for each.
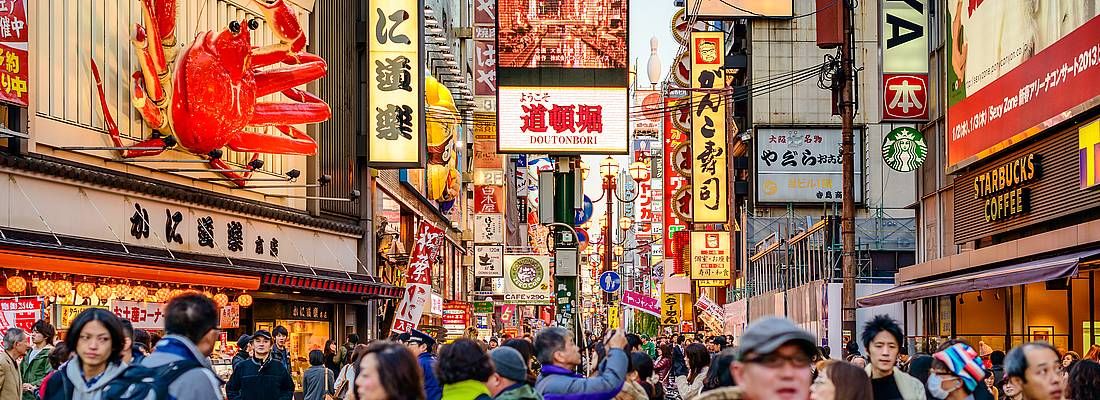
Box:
[553,156,581,347]
[839,0,858,351]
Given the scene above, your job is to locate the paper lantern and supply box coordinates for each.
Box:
[54,281,72,297]
[113,284,131,299]
[5,276,26,293]
[237,293,253,307]
[94,285,112,300]
[76,282,95,298]
[155,288,171,303]
[35,280,54,297]
[170,289,183,299]
[212,293,229,308]
[202,290,214,299]
[131,285,148,301]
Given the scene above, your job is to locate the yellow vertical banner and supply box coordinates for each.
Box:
[661,293,680,326]
[689,31,728,223]
[608,306,621,329]
[368,0,424,168]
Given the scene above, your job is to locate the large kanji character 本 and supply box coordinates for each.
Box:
[576,105,603,133]
[520,103,549,133]
[375,8,411,44]
[375,55,412,92]
[548,104,575,133]
[375,104,414,140]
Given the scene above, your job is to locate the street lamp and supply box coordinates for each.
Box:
[618,216,634,232]
[588,156,651,333]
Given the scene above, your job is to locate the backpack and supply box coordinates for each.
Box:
[101,359,203,400]
[41,370,75,400]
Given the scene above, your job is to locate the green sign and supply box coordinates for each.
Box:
[882,126,928,172]
[473,301,493,314]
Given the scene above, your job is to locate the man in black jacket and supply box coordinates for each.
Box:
[271,325,292,372]
[226,330,294,400]
[232,334,252,367]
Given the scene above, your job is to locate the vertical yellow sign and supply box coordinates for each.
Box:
[368,0,424,168]
[689,31,728,223]
[661,293,680,326]
[608,305,621,329]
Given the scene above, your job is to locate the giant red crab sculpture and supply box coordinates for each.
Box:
[90,0,330,187]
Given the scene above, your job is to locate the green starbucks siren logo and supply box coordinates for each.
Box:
[882,127,928,172]
[510,257,545,290]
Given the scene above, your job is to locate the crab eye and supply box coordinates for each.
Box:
[229,20,241,34]
[248,18,261,30]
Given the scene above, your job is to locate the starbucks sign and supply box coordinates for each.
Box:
[882,127,928,172]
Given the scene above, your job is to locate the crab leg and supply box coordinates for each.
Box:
[209,153,261,188]
[253,60,327,97]
[253,0,307,52]
[140,0,179,68]
[251,88,331,126]
[227,126,317,155]
[130,71,168,130]
[132,25,168,104]
[90,60,173,158]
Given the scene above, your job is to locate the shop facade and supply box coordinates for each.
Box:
[862,114,1100,356]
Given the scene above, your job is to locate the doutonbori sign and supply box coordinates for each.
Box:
[880,0,929,121]
[973,153,1041,222]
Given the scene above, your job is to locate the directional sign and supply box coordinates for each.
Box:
[598,271,621,293]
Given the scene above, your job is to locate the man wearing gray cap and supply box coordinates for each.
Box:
[729,317,817,400]
[488,347,542,400]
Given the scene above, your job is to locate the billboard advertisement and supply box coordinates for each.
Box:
[474,0,497,97]
[691,231,731,281]
[880,0,929,121]
[496,0,628,154]
[392,222,445,333]
[684,0,793,18]
[946,1,1100,170]
[0,0,27,106]
[755,127,864,203]
[503,254,552,304]
[690,31,728,223]
[498,87,628,153]
[368,0,424,168]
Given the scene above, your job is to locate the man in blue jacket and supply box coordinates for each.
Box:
[534,327,627,400]
[403,329,443,400]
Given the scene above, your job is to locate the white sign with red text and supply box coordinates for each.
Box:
[112,300,167,330]
[498,87,628,154]
[0,297,40,335]
[392,222,445,334]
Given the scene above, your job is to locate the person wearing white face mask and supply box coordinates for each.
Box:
[927,343,988,400]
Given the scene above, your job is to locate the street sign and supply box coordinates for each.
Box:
[598,271,621,293]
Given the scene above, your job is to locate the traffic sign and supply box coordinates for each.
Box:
[598,271,621,293]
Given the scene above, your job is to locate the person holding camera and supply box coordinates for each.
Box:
[534,328,628,400]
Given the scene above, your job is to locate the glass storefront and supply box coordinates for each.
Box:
[254,300,334,394]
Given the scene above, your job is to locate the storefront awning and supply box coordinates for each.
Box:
[261,273,401,299]
[858,249,1100,307]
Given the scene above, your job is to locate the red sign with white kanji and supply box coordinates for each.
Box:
[474,185,504,214]
[882,73,928,121]
[0,296,40,335]
[0,0,27,107]
[392,222,444,334]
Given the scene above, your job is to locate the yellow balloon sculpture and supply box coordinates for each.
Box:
[425,76,461,205]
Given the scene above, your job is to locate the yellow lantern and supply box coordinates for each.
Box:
[94,285,111,300]
[76,282,95,298]
[54,281,72,297]
[114,284,131,299]
[237,293,253,307]
[155,288,171,303]
[213,293,229,308]
[35,280,54,297]
[202,290,214,299]
[5,276,26,293]
[170,289,183,299]
[131,285,148,301]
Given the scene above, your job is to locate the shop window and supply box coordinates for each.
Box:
[1024,281,1070,350]
[256,319,331,393]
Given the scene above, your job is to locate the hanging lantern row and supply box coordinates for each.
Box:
[2,273,253,307]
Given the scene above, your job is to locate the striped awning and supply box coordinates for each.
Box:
[261,273,402,299]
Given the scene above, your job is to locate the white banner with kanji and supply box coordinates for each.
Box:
[112,300,167,330]
[391,222,445,334]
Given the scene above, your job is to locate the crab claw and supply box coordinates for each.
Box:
[253,0,306,53]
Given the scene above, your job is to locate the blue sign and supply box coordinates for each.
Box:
[598,271,621,293]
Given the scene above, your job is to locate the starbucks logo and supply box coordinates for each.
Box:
[882,127,928,172]
[509,257,544,290]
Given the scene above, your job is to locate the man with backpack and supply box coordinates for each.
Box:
[105,293,224,400]
[226,329,295,400]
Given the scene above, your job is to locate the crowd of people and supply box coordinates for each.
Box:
[2,306,1100,400]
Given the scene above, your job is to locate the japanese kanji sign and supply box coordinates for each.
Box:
[474,244,504,277]
[690,231,731,281]
[368,0,424,168]
[112,300,167,330]
[498,87,627,153]
[690,31,728,223]
[756,127,864,203]
[474,185,504,214]
[0,296,40,335]
[0,0,27,106]
[664,101,690,271]
[473,213,504,243]
[392,222,444,334]
[473,0,496,97]
[880,0,929,122]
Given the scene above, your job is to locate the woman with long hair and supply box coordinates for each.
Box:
[701,349,736,392]
[673,343,710,400]
[324,339,341,375]
[355,341,425,400]
[653,344,672,386]
[631,351,664,400]
[335,344,368,400]
[1066,360,1100,400]
[40,309,128,400]
[810,360,873,400]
